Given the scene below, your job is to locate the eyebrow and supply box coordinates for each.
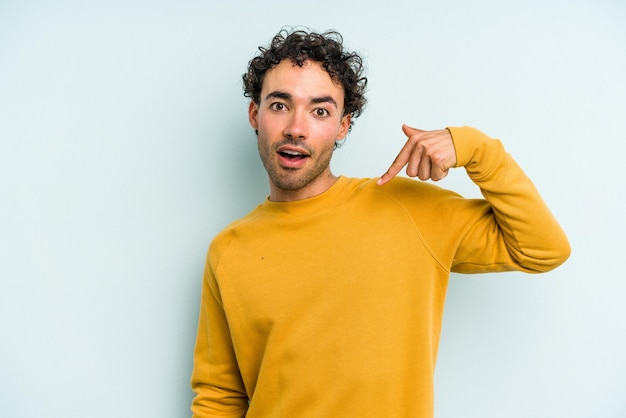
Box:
[264,91,338,108]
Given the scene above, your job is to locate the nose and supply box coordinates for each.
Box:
[283,110,307,140]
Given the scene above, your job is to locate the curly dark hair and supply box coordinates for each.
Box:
[242,28,367,132]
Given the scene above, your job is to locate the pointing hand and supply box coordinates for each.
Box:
[377,124,457,186]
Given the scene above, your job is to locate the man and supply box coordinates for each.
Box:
[190,29,570,417]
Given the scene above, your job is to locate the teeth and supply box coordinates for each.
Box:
[282,150,303,156]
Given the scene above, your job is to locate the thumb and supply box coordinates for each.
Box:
[401,123,424,138]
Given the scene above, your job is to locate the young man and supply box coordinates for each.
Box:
[190,29,570,417]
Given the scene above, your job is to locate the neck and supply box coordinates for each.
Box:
[269,172,339,202]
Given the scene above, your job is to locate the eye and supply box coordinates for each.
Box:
[270,102,287,111]
[314,108,330,117]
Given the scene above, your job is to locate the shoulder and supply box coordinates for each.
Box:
[208,206,263,263]
[339,176,466,224]
[352,176,462,203]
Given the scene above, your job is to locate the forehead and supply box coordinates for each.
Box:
[261,60,345,103]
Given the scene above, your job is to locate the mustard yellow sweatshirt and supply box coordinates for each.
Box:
[191,126,570,417]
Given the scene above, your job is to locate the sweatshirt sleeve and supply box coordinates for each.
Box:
[446,126,570,273]
[190,245,248,418]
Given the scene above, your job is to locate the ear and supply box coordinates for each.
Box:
[336,114,352,140]
[248,101,259,130]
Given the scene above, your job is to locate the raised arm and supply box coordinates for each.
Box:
[448,126,570,272]
[377,124,570,273]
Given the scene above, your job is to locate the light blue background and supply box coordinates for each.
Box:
[1,1,624,417]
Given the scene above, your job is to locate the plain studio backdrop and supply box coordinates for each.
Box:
[1,0,624,417]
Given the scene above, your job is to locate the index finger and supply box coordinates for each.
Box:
[376,141,416,186]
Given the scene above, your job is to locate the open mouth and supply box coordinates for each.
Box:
[278,150,308,161]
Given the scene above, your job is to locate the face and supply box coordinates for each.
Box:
[248,60,351,202]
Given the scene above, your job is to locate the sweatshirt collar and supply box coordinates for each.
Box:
[259,176,352,217]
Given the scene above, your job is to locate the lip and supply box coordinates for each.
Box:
[276,145,310,169]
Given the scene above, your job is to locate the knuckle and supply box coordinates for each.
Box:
[431,151,446,165]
